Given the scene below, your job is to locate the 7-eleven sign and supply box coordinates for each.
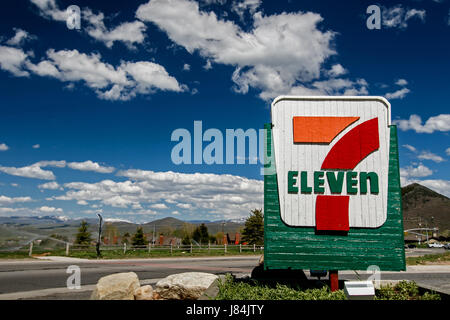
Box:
[271,96,391,231]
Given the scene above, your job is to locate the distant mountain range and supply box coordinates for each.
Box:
[1,183,448,243]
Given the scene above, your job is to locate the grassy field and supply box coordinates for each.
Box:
[0,246,263,259]
[406,251,450,265]
[215,275,441,300]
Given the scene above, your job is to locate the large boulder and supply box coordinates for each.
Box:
[155,272,218,300]
[91,272,140,300]
[134,285,154,300]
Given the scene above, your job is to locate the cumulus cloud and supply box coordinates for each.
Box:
[67,160,115,173]
[38,181,62,190]
[418,151,445,163]
[0,161,64,180]
[403,144,417,152]
[385,87,410,100]
[0,160,116,180]
[50,170,263,220]
[394,114,450,133]
[382,6,426,29]
[400,164,433,178]
[446,147,450,156]
[83,8,147,49]
[0,195,32,204]
[136,0,365,100]
[0,46,187,101]
[29,0,68,21]
[395,79,408,86]
[30,1,146,49]
[0,143,9,151]
[327,64,348,77]
[6,28,36,47]
[39,206,63,213]
[0,45,31,77]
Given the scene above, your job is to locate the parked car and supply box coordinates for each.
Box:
[407,244,416,248]
[427,242,444,248]
[444,243,450,250]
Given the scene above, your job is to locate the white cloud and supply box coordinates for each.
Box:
[418,151,445,163]
[0,195,32,204]
[39,205,63,213]
[385,87,410,100]
[136,0,362,101]
[395,114,450,133]
[83,8,147,49]
[29,0,67,22]
[38,181,62,190]
[0,143,9,151]
[446,147,450,156]
[32,144,40,149]
[6,28,36,47]
[183,63,190,71]
[0,45,30,77]
[52,170,263,220]
[23,48,185,101]
[150,203,168,209]
[327,64,347,77]
[231,0,261,20]
[395,79,408,86]
[67,160,115,173]
[0,160,65,180]
[400,164,433,178]
[403,144,417,152]
[0,164,56,180]
[382,6,426,29]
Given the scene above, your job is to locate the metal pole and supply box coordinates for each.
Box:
[330,270,339,292]
[253,243,256,252]
[66,243,70,256]
[170,243,173,255]
[96,214,103,258]
[123,242,127,254]
[29,242,33,257]
[190,243,193,254]
[239,243,242,253]
[208,242,210,253]
[225,244,227,253]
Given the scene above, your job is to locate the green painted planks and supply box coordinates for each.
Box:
[264,123,406,271]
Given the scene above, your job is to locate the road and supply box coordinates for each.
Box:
[0,249,448,299]
[0,255,260,297]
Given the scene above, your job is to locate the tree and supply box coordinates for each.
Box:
[132,227,147,246]
[241,209,264,245]
[75,220,92,245]
[122,232,130,244]
[192,223,210,245]
[181,234,191,245]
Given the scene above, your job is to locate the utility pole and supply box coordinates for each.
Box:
[96,214,103,258]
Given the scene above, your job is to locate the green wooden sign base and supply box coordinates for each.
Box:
[263,123,406,271]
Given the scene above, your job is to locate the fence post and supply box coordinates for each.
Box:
[239,243,242,253]
[66,243,70,256]
[170,243,173,256]
[123,243,127,254]
[148,242,151,253]
[253,244,256,252]
[224,244,227,253]
[208,242,210,253]
[190,243,193,254]
[28,242,33,257]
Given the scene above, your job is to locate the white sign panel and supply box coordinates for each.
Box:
[271,96,391,230]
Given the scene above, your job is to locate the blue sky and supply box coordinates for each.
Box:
[0,0,449,223]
